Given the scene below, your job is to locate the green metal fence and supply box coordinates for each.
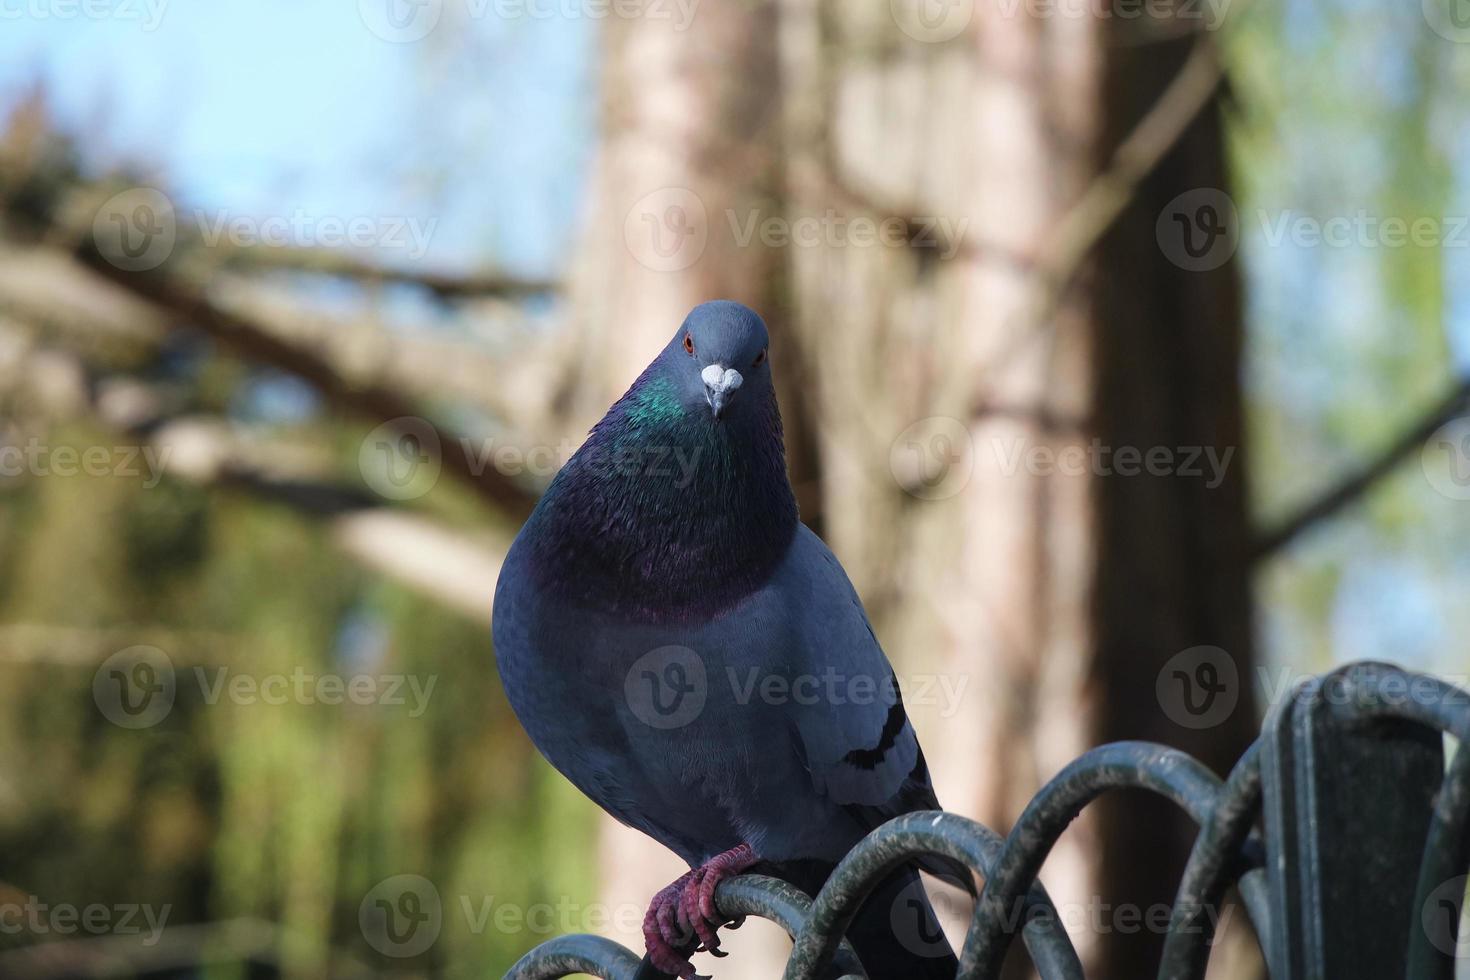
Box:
[504,661,1470,980]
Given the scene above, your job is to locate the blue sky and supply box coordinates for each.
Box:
[0,0,596,277]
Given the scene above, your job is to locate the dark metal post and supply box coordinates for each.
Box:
[1259,661,1444,979]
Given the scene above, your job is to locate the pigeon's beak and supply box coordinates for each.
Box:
[701,364,743,421]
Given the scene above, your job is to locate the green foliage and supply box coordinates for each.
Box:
[0,444,595,976]
[1227,1,1470,680]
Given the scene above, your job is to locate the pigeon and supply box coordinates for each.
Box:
[493,301,967,978]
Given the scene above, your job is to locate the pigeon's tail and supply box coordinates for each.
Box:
[844,864,958,979]
[769,860,959,980]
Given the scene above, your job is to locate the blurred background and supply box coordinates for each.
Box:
[1,0,1469,978]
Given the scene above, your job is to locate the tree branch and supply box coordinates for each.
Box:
[1034,32,1226,318]
[73,240,538,518]
[1250,376,1470,563]
[3,335,509,621]
[214,244,559,300]
[970,30,1234,413]
[136,412,507,622]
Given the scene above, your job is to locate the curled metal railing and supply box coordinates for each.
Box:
[504,661,1470,980]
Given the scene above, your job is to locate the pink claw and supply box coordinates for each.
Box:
[680,870,722,952]
[697,844,757,923]
[641,845,760,978]
[643,876,699,978]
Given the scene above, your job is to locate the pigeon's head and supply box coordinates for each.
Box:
[664,300,772,423]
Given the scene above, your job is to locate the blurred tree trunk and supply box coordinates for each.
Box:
[568,3,1256,977]
[1088,29,1261,980]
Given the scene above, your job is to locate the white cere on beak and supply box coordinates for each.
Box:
[701,364,743,418]
[701,364,743,392]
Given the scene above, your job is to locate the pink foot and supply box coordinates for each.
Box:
[641,845,758,979]
[643,874,697,977]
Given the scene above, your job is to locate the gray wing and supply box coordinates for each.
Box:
[775,525,942,828]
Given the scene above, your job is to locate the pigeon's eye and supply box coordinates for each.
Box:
[684,334,695,355]
[753,347,767,367]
